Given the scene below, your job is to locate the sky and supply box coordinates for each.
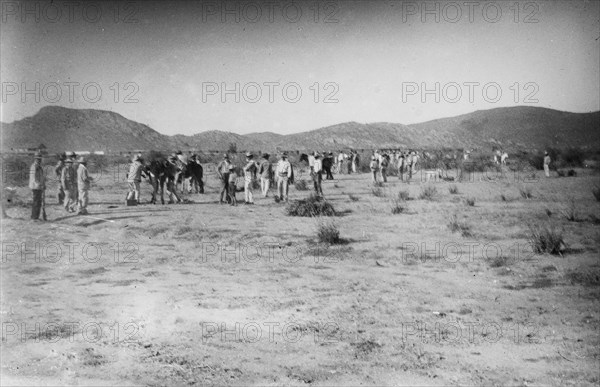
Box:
[1,0,599,135]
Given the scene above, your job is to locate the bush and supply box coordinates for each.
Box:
[294,179,309,191]
[527,223,565,255]
[316,219,341,244]
[465,197,476,207]
[348,194,359,202]
[418,185,437,200]
[567,169,577,177]
[371,187,385,198]
[286,194,335,217]
[448,185,459,194]
[447,214,472,237]
[390,199,405,214]
[560,197,580,222]
[519,186,533,199]
[397,190,410,201]
[593,186,600,202]
[373,181,384,188]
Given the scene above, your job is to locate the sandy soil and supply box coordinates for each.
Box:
[2,167,599,386]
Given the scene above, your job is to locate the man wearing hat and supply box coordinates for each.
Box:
[227,164,238,206]
[165,155,182,204]
[258,153,273,198]
[313,153,324,197]
[76,157,92,215]
[127,153,144,204]
[276,152,292,202]
[61,156,77,212]
[29,152,46,220]
[323,152,334,180]
[216,153,232,204]
[369,156,379,183]
[543,151,551,178]
[54,153,67,205]
[243,152,258,204]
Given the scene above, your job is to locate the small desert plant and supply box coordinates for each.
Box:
[560,197,580,222]
[448,185,459,194]
[294,179,309,191]
[286,194,335,217]
[592,186,600,202]
[519,186,533,199]
[316,219,341,244]
[447,214,472,237]
[465,197,476,206]
[373,181,385,188]
[418,185,437,201]
[348,194,359,202]
[567,169,577,177]
[397,190,410,201]
[500,194,509,202]
[556,169,566,177]
[371,187,386,197]
[527,223,565,255]
[390,199,406,214]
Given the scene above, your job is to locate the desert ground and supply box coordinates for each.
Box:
[1,164,599,386]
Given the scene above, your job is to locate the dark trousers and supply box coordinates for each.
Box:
[31,189,43,219]
[324,166,334,180]
[220,174,230,203]
[313,173,323,196]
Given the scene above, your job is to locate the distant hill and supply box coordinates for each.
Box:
[1,106,598,153]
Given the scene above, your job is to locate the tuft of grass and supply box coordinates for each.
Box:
[371,187,386,198]
[294,179,309,191]
[397,190,410,201]
[464,197,476,207]
[316,219,341,244]
[447,214,472,237]
[488,256,512,268]
[448,185,459,194]
[418,185,437,201]
[527,223,565,255]
[519,186,533,199]
[500,194,510,202]
[373,181,385,188]
[348,194,359,202]
[390,198,406,215]
[565,270,600,287]
[560,197,580,222]
[592,186,600,202]
[556,169,566,177]
[286,194,335,217]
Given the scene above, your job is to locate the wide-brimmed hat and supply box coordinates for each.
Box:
[228,165,235,170]
[282,152,288,158]
[223,153,230,159]
[34,152,43,159]
[245,152,253,158]
[262,153,270,159]
[65,158,73,163]
[133,154,142,161]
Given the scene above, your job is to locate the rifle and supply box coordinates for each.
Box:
[41,190,47,221]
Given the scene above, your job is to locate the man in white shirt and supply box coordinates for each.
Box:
[308,151,316,173]
[313,153,324,197]
[337,151,345,174]
[276,152,292,202]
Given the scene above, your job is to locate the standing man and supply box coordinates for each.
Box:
[337,151,345,175]
[323,152,334,180]
[217,154,231,204]
[501,151,508,165]
[166,155,182,204]
[243,152,258,204]
[544,151,551,178]
[127,153,144,204]
[54,153,66,204]
[76,157,92,215]
[397,153,405,181]
[61,157,77,213]
[258,153,272,198]
[380,153,389,183]
[308,151,316,174]
[370,156,379,183]
[276,152,292,202]
[313,153,324,197]
[29,152,46,220]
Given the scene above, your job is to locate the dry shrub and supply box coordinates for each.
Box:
[286,194,335,217]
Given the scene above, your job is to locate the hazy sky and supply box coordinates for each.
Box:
[1,0,598,135]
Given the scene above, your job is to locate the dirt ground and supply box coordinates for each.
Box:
[1,166,599,386]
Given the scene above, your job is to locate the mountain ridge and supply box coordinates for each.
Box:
[2,105,598,153]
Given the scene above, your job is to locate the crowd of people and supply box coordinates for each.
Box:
[26,147,527,220]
